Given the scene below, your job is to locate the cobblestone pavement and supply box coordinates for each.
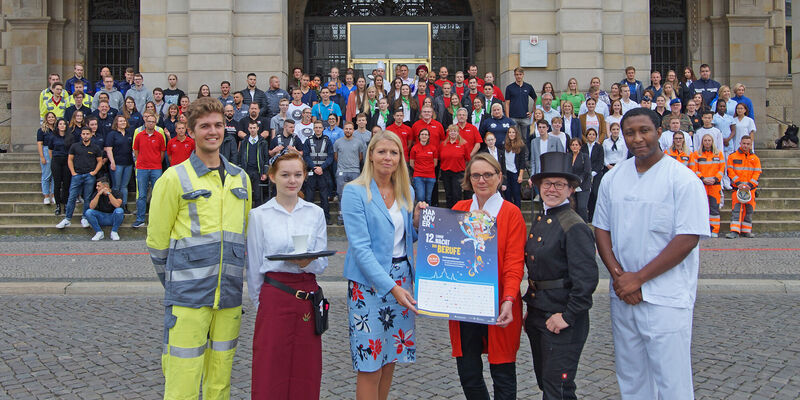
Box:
[1,294,798,399]
[1,237,799,281]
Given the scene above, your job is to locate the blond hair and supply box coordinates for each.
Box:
[350,131,413,211]
[698,133,719,154]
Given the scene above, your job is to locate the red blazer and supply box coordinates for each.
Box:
[448,199,525,364]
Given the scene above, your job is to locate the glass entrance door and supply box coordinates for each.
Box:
[348,22,431,82]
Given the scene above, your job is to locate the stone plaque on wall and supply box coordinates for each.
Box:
[520,39,547,68]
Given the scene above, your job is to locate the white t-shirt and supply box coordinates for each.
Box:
[579,100,609,118]
[659,130,693,153]
[584,115,600,136]
[732,116,756,151]
[295,121,315,143]
[594,155,709,308]
[694,127,724,154]
[605,115,622,131]
[505,150,517,173]
[389,201,406,258]
[620,99,640,115]
[287,102,311,123]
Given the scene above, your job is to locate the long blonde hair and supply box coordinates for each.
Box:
[350,131,413,211]
[699,133,719,155]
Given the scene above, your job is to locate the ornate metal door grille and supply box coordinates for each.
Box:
[88,0,140,83]
[650,0,687,75]
[304,0,472,78]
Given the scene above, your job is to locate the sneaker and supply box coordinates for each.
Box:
[76,196,83,204]
[741,232,754,238]
[56,219,71,229]
[50,197,56,205]
[43,198,50,205]
[725,232,739,239]
[80,218,90,228]
[710,232,718,238]
[110,231,120,241]
[54,204,62,216]
[91,231,104,241]
[132,221,145,228]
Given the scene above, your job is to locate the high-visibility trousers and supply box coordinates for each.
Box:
[730,189,756,234]
[705,184,721,234]
[162,305,242,400]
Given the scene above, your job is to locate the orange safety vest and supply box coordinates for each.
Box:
[690,150,725,183]
[727,149,761,189]
[665,148,692,168]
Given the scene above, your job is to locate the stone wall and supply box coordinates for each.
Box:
[498,0,651,93]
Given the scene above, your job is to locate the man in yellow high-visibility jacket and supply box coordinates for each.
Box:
[147,97,251,400]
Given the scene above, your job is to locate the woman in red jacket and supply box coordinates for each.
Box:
[439,124,471,207]
[449,152,526,400]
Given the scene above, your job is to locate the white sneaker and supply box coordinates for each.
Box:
[56,219,71,229]
[711,232,718,238]
[91,231,104,241]
[43,198,50,205]
[50,197,56,205]
[81,218,90,228]
[110,231,120,241]
[77,196,83,204]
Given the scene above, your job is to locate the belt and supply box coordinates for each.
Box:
[392,256,408,264]
[528,278,566,291]
[264,274,315,300]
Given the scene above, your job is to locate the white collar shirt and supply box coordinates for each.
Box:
[592,156,709,308]
[246,197,328,308]
[603,136,627,166]
[469,192,503,218]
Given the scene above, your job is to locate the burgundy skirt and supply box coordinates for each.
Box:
[251,272,321,400]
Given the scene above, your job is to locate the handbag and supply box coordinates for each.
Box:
[264,275,330,335]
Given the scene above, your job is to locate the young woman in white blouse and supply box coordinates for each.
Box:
[247,151,329,399]
[603,122,627,171]
[606,99,623,133]
[732,102,756,151]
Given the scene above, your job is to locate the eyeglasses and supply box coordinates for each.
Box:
[541,181,568,190]
[469,172,497,181]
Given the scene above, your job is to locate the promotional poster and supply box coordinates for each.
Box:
[414,206,499,324]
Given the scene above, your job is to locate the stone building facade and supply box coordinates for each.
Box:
[0,0,793,151]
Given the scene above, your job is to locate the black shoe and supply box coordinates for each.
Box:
[741,232,754,238]
[123,206,131,215]
[337,220,343,226]
[54,204,62,216]
[725,232,739,239]
[326,218,333,226]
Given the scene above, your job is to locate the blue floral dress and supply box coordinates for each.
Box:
[347,260,416,372]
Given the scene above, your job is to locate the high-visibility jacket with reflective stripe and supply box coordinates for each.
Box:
[39,88,53,113]
[146,153,252,309]
[665,148,692,168]
[40,96,67,120]
[727,149,761,189]
[690,150,725,183]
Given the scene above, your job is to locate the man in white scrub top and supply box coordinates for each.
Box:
[593,108,709,400]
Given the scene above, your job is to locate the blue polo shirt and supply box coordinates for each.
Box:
[105,130,135,166]
[323,126,344,144]
[504,82,537,119]
[479,116,516,148]
[311,101,342,125]
[301,89,319,107]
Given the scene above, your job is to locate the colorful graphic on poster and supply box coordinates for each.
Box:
[414,206,499,324]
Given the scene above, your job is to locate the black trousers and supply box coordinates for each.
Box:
[304,172,330,220]
[456,322,517,400]
[587,172,603,223]
[525,308,590,400]
[245,168,264,208]
[51,156,71,205]
[441,170,464,208]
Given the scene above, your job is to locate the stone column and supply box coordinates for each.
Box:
[794,0,800,124]
[187,0,233,97]
[139,1,168,84]
[6,15,51,152]
[555,0,604,91]
[233,0,289,91]
[620,0,651,84]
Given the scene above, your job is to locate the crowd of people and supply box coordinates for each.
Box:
[34,59,762,399]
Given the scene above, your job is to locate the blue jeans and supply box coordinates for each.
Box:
[412,177,436,204]
[65,173,96,220]
[136,169,162,223]
[40,146,53,195]
[112,164,133,206]
[84,208,124,233]
[503,170,522,207]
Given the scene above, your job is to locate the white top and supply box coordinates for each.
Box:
[295,121,315,143]
[469,192,503,218]
[732,116,756,151]
[659,130,693,153]
[487,147,499,163]
[586,141,599,177]
[389,201,406,258]
[505,150,517,173]
[584,114,600,134]
[605,115,622,130]
[620,99,640,115]
[550,132,568,150]
[246,198,328,308]
[694,127,724,154]
[579,100,609,118]
[287,102,311,123]
[713,113,737,153]
[537,107,561,125]
[593,155,709,308]
[603,136,627,166]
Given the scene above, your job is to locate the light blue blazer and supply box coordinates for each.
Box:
[342,179,417,296]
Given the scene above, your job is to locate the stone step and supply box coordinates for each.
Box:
[752,188,800,198]
[759,169,800,178]
[751,149,800,158]
[0,213,139,225]
[760,158,800,167]
[0,171,44,182]
[0,153,40,161]
[756,177,800,188]
[0,161,41,172]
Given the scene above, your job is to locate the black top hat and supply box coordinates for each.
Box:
[532,152,581,188]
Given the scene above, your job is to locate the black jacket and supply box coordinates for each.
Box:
[524,203,598,326]
[237,136,269,174]
[239,87,268,118]
[580,142,604,177]
[460,91,486,113]
[368,110,394,131]
[570,152,592,192]
[220,133,239,166]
